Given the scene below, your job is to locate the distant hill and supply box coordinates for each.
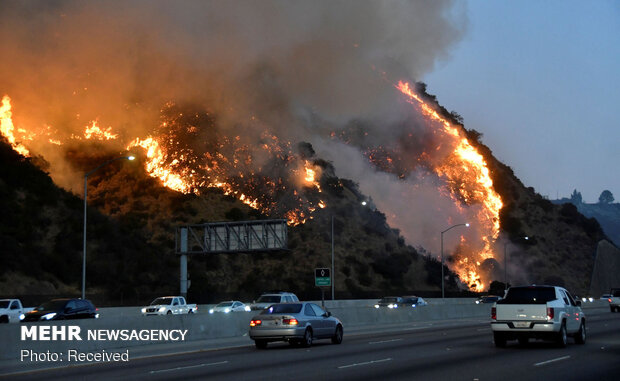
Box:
[551,198,620,247]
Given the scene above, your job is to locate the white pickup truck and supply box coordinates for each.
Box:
[141,296,197,316]
[491,285,586,347]
[0,299,32,323]
[608,288,620,312]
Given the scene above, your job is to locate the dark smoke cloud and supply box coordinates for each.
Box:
[0,0,468,250]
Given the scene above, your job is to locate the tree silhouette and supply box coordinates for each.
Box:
[598,190,615,204]
[570,189,583,205]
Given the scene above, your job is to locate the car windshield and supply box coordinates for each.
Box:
[0,301,9,308]
[260,304,303,314]
[151,297,173,305]
[499,287,556,304]
[380,297,399,303]
[216,302,233,307]
[256,295,281,303]
[37,300,68,311]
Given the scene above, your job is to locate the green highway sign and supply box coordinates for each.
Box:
[315,268,331,287]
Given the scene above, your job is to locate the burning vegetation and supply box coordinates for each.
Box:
[1,79,503,291]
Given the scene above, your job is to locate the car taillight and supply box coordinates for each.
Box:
[250,319,262,327]
[283,318,298,325]
[491,307,496,320]
[608,298,612,303]
[547,307,554,320]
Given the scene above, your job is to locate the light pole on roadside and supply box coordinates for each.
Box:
[440,223,470,299]
[504,236,528,290]
[82,155,135,300]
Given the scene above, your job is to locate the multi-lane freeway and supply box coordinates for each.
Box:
[5,306,619,380]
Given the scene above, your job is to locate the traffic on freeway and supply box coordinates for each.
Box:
[3,302,618,381]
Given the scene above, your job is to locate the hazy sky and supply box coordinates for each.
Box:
[423,0,620,203]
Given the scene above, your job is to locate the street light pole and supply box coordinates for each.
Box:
[440,223,470,299]
[82,155,135,300]
[503,236,528,291]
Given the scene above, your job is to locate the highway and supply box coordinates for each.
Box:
[6,307,619,381]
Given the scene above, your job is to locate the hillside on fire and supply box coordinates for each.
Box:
[0,135,458,304]
[1,80,611,304]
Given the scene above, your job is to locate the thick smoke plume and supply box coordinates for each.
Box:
[1,1,468,251]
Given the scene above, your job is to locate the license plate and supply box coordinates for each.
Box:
[514,321,530,328]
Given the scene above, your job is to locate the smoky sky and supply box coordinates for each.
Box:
[0,0,475,253]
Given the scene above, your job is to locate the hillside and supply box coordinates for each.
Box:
[551,199,620,247]
[416,84,609,294]
[0,137,453,305]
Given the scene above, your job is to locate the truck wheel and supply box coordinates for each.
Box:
[493,332,507,348]
[574,320,586,344]
[556,321,567,348]
[188,310,194,314]
[167,310,172,315]
[0,315,8,324]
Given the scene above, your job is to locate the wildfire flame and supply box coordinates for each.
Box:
[0,95,30,157]
[396,81,503,291]
[1,82,503,290]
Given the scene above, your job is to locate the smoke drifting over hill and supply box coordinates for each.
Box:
[3,1,517,288]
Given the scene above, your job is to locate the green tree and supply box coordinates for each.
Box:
[598,190,615,204]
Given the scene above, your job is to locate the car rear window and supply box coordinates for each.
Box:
[261,304,303,314]
[499,287,557,304]
[256,295,281,303]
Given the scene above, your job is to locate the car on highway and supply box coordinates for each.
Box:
[491,285,586,347]
[609,288,620,312]
[141,296,197,316]
[249,292,299,311]
[401,296,428,307]
[249,302,343,349]
[209,301,251,314]
[475,295,502,304]
[21,298,99,322]
[374,296,404,309]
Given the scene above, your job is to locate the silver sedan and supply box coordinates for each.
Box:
[249,302,343,349]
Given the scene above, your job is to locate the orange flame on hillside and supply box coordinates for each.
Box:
[1,95,30,157]
[396,81,503,291]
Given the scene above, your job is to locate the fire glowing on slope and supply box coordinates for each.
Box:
[1,95,30,157]
[396,81,503,291]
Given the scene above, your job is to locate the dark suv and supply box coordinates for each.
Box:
[21,298,99,322]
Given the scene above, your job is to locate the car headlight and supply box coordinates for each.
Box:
[209,309,214,314]
[581,297,586,302]
[95,313,100,319]
[141,308,147,313]
[19,314,25,321]
[244,306,251,312]
[476,300,480,304]
[588,297,594,302]
[388,304,396,309]
[42,312,57,320]
[412,304,416,308]
[374,304,379,308]
[224,308,230,313]
[158,307,166,312]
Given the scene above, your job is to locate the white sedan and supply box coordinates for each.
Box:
[209,301,251,314]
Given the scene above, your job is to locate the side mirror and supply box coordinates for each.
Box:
[575,300,582,306]
[324,311,331,317]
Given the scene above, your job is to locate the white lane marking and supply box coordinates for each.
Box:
[402,327,428,331]
[369,338,403,344]
[534,356,570,367]
[476,328,490,331]
[338,358,393,369]
[149,360,229,374]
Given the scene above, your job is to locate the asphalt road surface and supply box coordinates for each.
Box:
[6,308,619,381]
